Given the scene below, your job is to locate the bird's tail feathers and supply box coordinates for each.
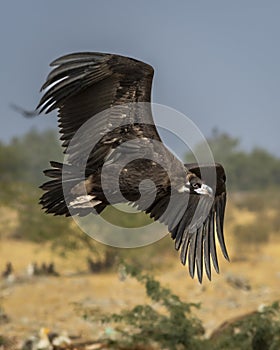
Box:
[39,161,106,216]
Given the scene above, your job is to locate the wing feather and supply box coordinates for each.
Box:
[215,193,229,260]
[188,232,197,279]
[139,163,228,282]
[195,226,204,282]
[180,233,190,266]
[203,220,211,280]
[37,52,159,167]
[209,212,219,273]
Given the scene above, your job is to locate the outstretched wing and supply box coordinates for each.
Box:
[37,52,160,167]
[136,163,229,283]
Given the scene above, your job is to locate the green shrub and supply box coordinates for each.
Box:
[80,264,205,350]
[209,302,280,350]
[77,265,280,350]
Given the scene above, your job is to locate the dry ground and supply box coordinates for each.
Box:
[1,233,280,342]
[1,202,280,343]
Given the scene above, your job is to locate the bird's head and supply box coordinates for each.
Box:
[185,173,214,197]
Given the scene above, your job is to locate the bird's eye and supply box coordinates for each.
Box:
[192,182,200,189]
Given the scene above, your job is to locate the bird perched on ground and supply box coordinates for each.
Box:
[2,262,14,280]
[37,52,229,282]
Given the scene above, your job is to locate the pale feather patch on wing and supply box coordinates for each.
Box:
[178,185,190,193]
[69,195,101,208]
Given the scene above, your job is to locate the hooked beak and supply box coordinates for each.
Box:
[194,184,214,197]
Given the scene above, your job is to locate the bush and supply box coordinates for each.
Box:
[79,264,205,350]
[209,302,280,350]
[77,265,280,349]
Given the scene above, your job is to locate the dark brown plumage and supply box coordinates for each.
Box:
[37,52,229,282]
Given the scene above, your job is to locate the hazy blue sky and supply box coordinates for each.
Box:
[1,1,279,157]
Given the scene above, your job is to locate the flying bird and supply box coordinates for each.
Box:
[37,52,229,282]
[10,103,38,118]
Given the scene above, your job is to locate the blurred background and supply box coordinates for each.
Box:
[1,1,280,349]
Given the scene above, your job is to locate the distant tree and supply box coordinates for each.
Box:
[185,129,280,191]
[0,128,62,185]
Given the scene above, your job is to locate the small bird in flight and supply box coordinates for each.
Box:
[37,52,229,282]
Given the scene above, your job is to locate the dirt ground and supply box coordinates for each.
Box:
[1,234,280,344]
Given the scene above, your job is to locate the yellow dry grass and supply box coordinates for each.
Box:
[1,206,280,341]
